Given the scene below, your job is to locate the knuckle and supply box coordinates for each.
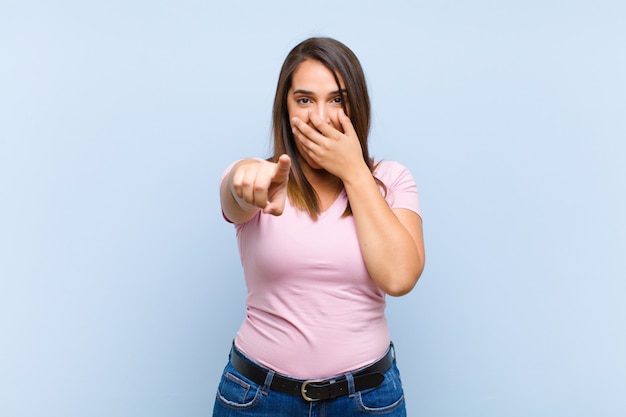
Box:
[240,178,254,189]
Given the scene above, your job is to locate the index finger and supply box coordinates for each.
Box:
[273,154,291,182]
[308,110,341,138]
[291,115,326,142]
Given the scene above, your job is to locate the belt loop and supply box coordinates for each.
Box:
[262,369,275,395]
[390,341,396,363]
[345,372,356,397]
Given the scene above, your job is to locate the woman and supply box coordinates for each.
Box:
[213,37,425,416]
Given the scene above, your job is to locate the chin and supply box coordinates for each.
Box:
[296,152,319,170]
[304,158,327,171]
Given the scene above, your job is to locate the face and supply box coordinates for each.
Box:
[287,60,346,169]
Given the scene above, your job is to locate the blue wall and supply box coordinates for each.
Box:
[1,1,624,416]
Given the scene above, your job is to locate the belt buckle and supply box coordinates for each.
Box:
[301,379,324,402]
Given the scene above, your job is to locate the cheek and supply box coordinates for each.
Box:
[287,105,309,124]
[294,138,312,163]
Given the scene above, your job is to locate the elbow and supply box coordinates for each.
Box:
[382,259,425,297]
[382,269,423,297]
[384,277,418,297]
[385,285,414,297]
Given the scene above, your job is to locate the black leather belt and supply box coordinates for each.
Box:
[230,345,394,402]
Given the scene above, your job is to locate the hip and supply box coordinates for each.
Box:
[212,343,406,417]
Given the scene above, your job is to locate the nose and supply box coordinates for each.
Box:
[315,104,331,123]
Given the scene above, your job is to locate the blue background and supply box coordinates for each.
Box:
[1,1,624,416]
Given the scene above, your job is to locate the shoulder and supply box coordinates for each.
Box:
[373,160,421,214]
[373,160,409,173]
[373,160,416,187]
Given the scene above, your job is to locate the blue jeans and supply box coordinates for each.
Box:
[212,346,406,416]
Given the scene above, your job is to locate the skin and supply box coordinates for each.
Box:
[220,59,425,296]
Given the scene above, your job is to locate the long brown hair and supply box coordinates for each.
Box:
[271,37,382,219]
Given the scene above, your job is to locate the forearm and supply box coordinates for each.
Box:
[343,166,424,296]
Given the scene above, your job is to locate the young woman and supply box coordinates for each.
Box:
[213,37,425,416]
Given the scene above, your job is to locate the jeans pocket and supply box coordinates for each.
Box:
[216,365,262,410]
[355,364,405,414]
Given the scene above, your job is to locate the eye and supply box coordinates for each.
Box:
[297,97,311,104]
[331,96,342,104]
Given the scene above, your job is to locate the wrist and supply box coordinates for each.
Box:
[340,161,372,187]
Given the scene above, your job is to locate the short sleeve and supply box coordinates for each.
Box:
[375,161,422,218]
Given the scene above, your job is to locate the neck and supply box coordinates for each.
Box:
[300,162,343,211]
[302,164,342,191]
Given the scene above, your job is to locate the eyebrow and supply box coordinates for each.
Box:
[292,89,347,95]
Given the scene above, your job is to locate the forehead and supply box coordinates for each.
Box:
[290,60,344,90]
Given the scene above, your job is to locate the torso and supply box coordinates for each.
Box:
[228,160,421,379]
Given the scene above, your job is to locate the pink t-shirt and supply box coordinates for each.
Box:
[223,160,421,379]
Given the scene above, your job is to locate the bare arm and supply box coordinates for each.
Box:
[342,168,425,296]
[291,110,424,296]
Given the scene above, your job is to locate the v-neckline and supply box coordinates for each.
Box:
[318,189,346,218]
